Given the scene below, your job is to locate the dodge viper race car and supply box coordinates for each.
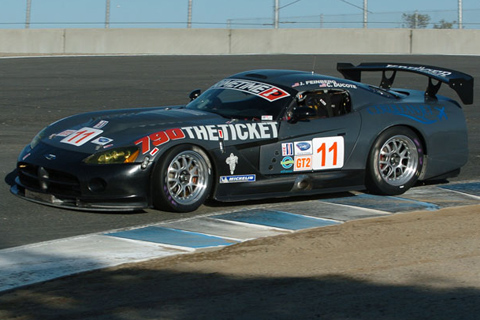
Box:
[12,62,473,212]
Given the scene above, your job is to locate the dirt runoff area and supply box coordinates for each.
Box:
[1,205,479,320]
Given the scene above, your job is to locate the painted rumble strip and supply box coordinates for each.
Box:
[107,226,239,249]
[0,181,478,292]
[440,182,480,198]
[320,194,440,213]
[0,235,182,292]
[213,209,341,230]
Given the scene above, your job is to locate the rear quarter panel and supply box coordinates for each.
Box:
[356,98,468,180]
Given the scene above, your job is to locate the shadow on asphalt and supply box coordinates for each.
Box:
[4,169,16,187]
[0,267,478,319]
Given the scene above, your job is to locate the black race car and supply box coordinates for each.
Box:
[12,63,473,212]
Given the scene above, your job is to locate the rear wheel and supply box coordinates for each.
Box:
[152,145,212,212]
[366,127,424,195]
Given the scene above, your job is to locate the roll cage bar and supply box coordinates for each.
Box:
[337,62,474,105]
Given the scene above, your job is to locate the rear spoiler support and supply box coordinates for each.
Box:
[337,62,474,105]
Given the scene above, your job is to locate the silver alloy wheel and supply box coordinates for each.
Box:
[166,150,209,205]
[377,135,419,186]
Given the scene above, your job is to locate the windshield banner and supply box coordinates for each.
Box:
[212,78,290,102]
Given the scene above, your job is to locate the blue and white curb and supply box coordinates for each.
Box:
[0,181,478,292]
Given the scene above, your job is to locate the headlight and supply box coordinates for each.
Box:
[30,127,48,149]
[83,146,140,165]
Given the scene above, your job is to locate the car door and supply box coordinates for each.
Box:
[258,89,362,175]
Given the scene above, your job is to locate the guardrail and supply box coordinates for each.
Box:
[1,28,479,55]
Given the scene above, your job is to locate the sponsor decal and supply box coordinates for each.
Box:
[386,64,452,78]
[281,156,294,169]
[182,123,278,141]
[212,79,290,102]
[135,123,278,154]
[288,137,345,171]
[150,147,159,156]
[44,154,56,161]
[219,174,256,184]
[218,129,225,153]
[367,105,447,124]
[60,127,103,146]
[91,137,113,146]
[294,141,313,155]
[55,129,76,138]
[135,128,186,154]
[93,120,109,129]
[262,115,273,121]
[282,143,294,156]
[292,79,357,89]
[226,153,238,174]
[294,155,313,171]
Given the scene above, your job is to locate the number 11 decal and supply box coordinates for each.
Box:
[312,136,344,170]
[61,127,103,146]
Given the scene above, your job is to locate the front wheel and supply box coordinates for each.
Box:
[366,127,424,195]
[152,145,212,212]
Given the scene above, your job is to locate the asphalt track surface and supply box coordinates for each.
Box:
[1,54,479,250]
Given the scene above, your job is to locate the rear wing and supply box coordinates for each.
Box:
[337,62,474,105]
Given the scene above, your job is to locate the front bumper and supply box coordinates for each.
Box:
[13,143,152,212]
[11,183,148,212]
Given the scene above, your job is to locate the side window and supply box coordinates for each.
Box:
[297,89,352,120]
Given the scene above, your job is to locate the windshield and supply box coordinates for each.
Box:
[186,79,292,120]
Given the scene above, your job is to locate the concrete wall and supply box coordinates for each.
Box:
[1,28,479,55]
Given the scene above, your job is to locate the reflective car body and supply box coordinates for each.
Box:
[12,63,472,212]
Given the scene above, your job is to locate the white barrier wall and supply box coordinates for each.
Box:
[412,29,480,55]
[230,29,412,54]
[0,29,65,53]
[1,28,480,55]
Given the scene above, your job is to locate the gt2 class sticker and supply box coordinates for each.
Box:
[136,123,278,154]
[212,79,290,102]
[60,127,103,146]
[294,155,312,171]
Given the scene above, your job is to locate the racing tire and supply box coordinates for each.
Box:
[366,127,424,195]
[152,145,212,212]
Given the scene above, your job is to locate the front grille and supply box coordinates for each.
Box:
[17,163,81,196]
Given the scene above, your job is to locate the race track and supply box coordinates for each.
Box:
[1,54,479,250]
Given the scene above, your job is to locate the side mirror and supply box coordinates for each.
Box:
[189,89,201,101]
